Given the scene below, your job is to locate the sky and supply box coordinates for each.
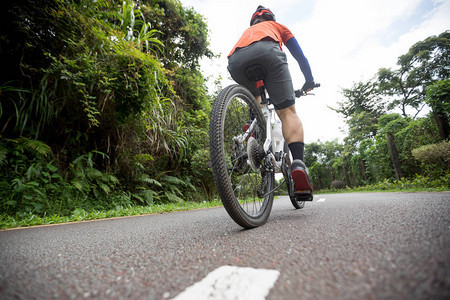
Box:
[180,0,450,143]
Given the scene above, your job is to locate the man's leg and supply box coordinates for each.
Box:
[276,105,313,192]
[276,105,303,158]
[255,95,262,108]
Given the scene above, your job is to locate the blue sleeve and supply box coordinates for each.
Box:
[286,37,314,82]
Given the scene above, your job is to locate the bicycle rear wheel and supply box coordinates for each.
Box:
[281,142,305,209]
[209,84,275,228]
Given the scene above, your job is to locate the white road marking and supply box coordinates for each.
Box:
[172,266,280,300]
[317,198,326,202]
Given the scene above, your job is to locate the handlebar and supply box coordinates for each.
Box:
[295,83,321,98]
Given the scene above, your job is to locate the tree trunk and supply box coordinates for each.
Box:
[328,166,333,189]
[433,111,450,140]
[386,132,403,180]
[343,161,351,188]
[360,159,368,181]
[317,170,323,190]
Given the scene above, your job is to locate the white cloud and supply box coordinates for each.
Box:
[182,0,450,143]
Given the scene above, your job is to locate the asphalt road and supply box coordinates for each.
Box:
[0,192,449,299]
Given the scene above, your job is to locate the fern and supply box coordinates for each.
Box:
[163,175,196,191]
[71,179,88,192]
[86,168,103,180]
[103,174,119,184]
[162,175,186,185]
[132,189,157,205]
[18,137,52,156]
[169,185,182,196]
[164,191,183,203]
[137,174,162,187]
[99,183,111,194]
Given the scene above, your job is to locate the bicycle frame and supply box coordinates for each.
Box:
[246,81,319,176]
[262,102,289,174]
[240,95,291,175]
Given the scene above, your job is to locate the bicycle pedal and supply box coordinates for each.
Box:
[294,190,313,201]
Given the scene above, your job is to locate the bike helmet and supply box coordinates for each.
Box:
[250,5,276,26]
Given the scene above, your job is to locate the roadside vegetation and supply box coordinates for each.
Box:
[0,200,223,229]
[1,175,448,229]
[0,1,448,229]
[1,0,216,228]
[314,174,449,194]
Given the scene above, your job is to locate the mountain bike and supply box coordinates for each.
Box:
[209,64,319,228]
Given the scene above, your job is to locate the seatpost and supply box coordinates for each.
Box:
[256,80,268,105]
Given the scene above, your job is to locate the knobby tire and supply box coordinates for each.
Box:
[209,85,275,228]
[281,142,305,209]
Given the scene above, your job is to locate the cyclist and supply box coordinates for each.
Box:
[227,5,315,195]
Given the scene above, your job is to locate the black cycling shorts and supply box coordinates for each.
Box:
[228,41,295,110]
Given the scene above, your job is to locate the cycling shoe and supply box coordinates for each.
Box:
[291,159,313,193]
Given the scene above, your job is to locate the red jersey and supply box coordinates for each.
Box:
[228,21,294,58]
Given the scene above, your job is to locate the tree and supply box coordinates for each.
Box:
[330,32,450,186]
[141,0,213,69]
[379,114,411,180]
[331,80,387,186]
[335,80,386,119]
[426,79,450,140]
[333,80,386,148]
[377,31,450,118]
[369,113,441,181]
[305,140,346,189]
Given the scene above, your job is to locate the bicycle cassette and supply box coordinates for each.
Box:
[247,136,265,171]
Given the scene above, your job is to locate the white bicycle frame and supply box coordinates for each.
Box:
[240,101,291,174]
[262,103,292,174]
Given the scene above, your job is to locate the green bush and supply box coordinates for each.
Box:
[352,173,449,191]
[412,141,450,176]
[189,148,215,201]
[331,180,346,189]
[0,137,132,217]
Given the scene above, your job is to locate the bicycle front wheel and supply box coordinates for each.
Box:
[209,84,275,228]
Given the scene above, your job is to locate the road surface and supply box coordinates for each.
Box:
[0,192,449,299]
